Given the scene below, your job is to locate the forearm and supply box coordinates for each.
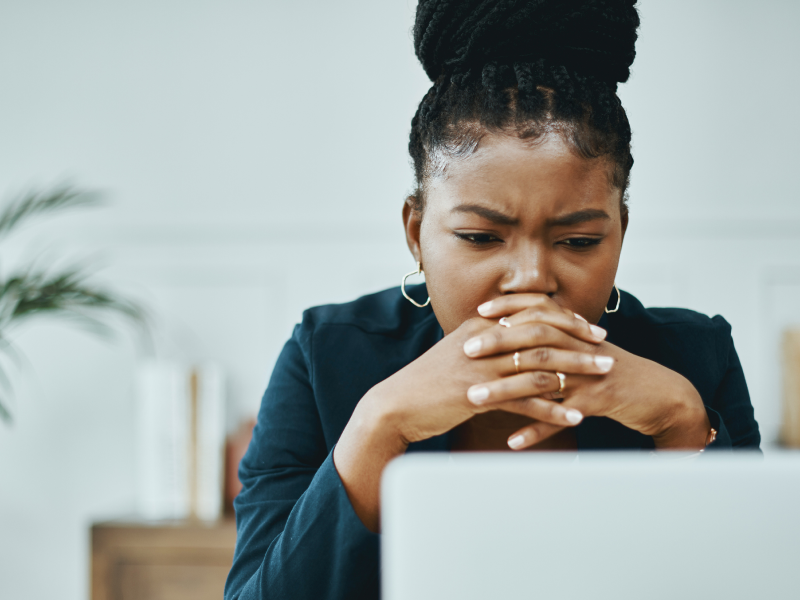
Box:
[334,393,409,533]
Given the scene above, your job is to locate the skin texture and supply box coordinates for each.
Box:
[333,133,710,532]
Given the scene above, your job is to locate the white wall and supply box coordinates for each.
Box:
[0,1,798,599]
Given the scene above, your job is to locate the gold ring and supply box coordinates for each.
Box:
[513,352,520,374]
[499,317,512,328]
[556,371,566,394]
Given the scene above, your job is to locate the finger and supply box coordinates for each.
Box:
[504,347,614,377]
[467,370,560,405]
[464,320,603,359]
[467,348,614,406]
[506,306,606,343]
[477,295,604,337]
[477,294,555,318]
[559,391,600,421]
[507,422,565,450]
[560,305,581,320]
[495,396,584,427]
[477,293,596,324]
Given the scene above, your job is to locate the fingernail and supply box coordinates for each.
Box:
[508,434,525,449]
[565,409,583,425]
[477,301,493,316]
[467,386,490,404]
[463,338,482,356]
[575,314,587,322]
[594,356,614,372]
[590,324,607,340]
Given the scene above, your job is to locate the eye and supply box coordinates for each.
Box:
[455,232,503,246]
[560,237,602,250]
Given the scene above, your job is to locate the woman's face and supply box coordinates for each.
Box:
[403,132,627,335]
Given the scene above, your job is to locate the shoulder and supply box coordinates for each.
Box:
[612,290,731,336]
[289,285,442,424]
[297,283,437,340]
[607,290,734,391]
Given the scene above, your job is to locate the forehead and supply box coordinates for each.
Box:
[426,133,619,216]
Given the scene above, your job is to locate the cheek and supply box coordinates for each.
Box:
[417,219,624,331]
[419,226,499,334]
[556,237,621,323]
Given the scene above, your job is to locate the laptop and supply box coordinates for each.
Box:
[381,452,800,600]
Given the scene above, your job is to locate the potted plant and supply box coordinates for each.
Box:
[0,185,145,422]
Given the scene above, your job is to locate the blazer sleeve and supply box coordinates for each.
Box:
[224,317,381,600]
[703,316,761,450]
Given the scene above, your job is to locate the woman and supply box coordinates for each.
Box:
[225,1,760,599]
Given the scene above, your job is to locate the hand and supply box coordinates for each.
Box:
[360,303,608,446]
[468,294,710,450]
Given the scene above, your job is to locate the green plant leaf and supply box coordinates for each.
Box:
[0,266,146,330]
[0,397,10,423]
[0,185,101,240]
[0,185,149,427]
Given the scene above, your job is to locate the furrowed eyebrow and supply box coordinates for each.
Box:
[451,204,519,226]
[546,209,610,227]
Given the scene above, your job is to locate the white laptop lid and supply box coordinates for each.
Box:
[381,452,800,600]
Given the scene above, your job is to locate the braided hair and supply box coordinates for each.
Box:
[409,0,640,216]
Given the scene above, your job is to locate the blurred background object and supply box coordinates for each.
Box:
[782,329,800,447]
[0,1,798,599]
[0,186,145,422]
[91,519,236,600]
[136,361,225,521]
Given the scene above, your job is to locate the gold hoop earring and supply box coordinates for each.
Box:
[401,261,431,308]
[605,283,621,314]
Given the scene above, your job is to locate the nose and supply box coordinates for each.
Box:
[497,242,557,296]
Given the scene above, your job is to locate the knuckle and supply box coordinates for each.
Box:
[488,330,504,348]
[496,379,513,397]
[531,346,552,364]
[529,371,551,389]
[529,310,547,323]
[527,398,546,417]
[524,323,547,343]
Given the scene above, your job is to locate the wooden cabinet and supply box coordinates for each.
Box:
[91,520,237,600]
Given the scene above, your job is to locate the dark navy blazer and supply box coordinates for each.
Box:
[224,285,760,600]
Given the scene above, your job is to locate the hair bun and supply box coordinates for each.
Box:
[414,0,640,84]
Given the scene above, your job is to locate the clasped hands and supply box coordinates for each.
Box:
[461,294,710,450]
[365,293,709,451]
[339,293,712,533]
